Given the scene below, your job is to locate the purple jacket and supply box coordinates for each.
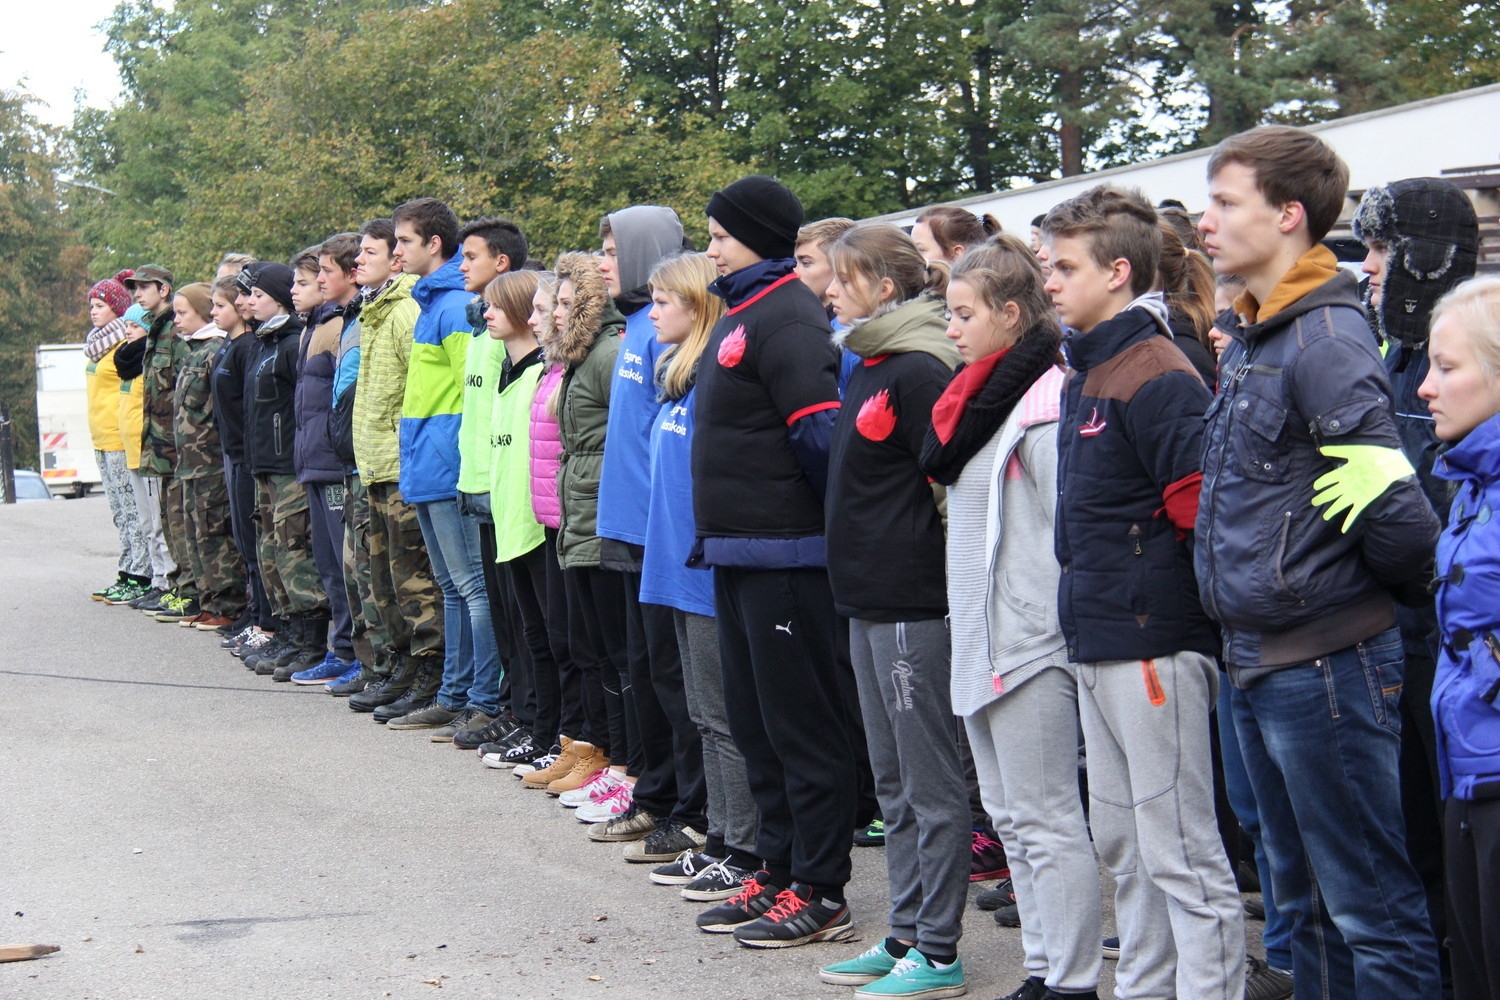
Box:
[530,364,563,529]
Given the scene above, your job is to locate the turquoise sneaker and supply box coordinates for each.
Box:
[854,952,966,1000]
[819,940,901,985]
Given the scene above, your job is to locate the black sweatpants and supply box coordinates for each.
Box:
[622,572,707,830]
[224,456,270,630]
[544,529,584,744]
[506,542,559,747]
[715,565,855,892]
[478,516,531,725]
[1446,794,1500,1000]
[563,564,628,760]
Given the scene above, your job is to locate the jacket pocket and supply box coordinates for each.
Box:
[273,413,284,457]
[1230,395,1292,483]
[1272,510,1306,606]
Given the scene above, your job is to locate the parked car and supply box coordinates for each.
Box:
[9,470,57,502]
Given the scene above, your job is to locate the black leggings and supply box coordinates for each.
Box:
[506,543,559,746]
[563,564,629,760]
[543,529,584,743]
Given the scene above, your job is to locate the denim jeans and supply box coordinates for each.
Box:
[1230,626,1441,1000]
[415,497,501,716]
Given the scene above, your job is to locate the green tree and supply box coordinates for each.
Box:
[0,91,92,470]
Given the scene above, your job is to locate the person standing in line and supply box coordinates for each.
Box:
[112,304,174,609]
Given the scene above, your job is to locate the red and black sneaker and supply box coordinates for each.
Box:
[732,882,856,949]
[695,869,782,933]
[970,830,1010,882]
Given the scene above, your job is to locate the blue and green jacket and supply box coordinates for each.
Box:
[399,254,472,503]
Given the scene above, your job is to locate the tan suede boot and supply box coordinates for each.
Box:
[546,742,611,796]
[521,736,578,789]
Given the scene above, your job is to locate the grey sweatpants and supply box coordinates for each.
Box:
[1078,651,1245,1000]
[966,665,1101,993]
[674,609,757,857]
[849,617,969,952]
[126,469,175,589]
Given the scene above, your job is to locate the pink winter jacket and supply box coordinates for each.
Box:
[529,364,564,529]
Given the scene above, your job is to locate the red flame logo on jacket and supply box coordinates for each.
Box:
[717,326,747,368]
[856,389,897,441]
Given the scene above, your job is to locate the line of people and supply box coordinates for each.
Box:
[76,122,1499,1000]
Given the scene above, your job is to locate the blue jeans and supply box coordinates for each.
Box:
[415,497,501,716]
[1230,627,1440,1000]
[1217,680,1292,970]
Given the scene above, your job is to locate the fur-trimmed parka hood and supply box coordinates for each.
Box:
[552,251,626,368]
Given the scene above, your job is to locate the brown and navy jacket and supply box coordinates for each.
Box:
[1055,304,1219,663]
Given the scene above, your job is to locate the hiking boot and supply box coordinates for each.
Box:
[560,768,622,809]
[576,779,633,824]
[520,738,578,786]
[682,859,755,902]
[586,799,658,841]
[453,712,516,751]
[431,708,491,743]
[292,653,352,685]
[853,818,886,848]
[696,870,783,933]
[386,700,461,730]
[733,882,855,949]
[348,676,406,712]
[819,940,903,986]
[649,850,719,887]
[853,952,964,1000]
[249,634,294,674]
[325,662,366,695]
[624,818,706,862]
[1244,958,1293,1000]
[970,830,1009,881]
[547,742,609,795]
[372,658,440,722]
[998,977,1048,1000]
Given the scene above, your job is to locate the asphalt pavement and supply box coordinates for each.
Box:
[0,496,1146,1000]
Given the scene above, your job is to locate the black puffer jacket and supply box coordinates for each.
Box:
[245,313,306,476]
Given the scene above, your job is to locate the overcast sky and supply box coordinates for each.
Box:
[1,0,127,127]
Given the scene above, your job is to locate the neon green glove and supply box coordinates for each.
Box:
[1311,444,1415,533]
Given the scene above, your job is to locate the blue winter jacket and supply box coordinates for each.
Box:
[1432,412,1500,800]
[597,304,666,547]
[398,255,472,503]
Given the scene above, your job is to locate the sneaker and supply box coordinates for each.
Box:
[969,830,1009,882]
[510,744,560,777]
[431,708,492,743]
[1244,958,1293,1000]
[997,977,1048,1000]
[129,586,167,610]
[103,580,151,605]
[624,818,706,862]
[819,940,903,985]
[696,870,783,933]
[575,779,633,824]
[587,803,659,843]
[455,714,522,753]
[387,701,461,731]
[155,597,200,622]
[559,768,622,808]
[483,735,543,766]
[732,882,855,948]
[177,611,212,628]
[291,653,353,686]
[1244,896,1266,920]
[853,952,965,999]
[993,903,1020,928]
[215,614,252,638]
[193,614,235,631]
[222,625,256,649]
[234,629,272,659]
[853,818,886,848]
[92,577,125,601]
[325,663,366,695]
[1102,937,1119,961]
[682,859,755,902]
[975,878,1014,911]
[649,850,718,887]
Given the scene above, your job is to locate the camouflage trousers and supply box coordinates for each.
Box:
[341,474,386,670]
[365,479,443,677]
[183,473,246,618]
[253,472,328,619]
[162,476,197,600]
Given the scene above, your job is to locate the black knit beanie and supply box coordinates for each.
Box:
[252,263,296,310]
[706,175,804,261]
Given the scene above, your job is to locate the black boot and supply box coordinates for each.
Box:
[274,613,330,681]
[373,655,443,723]
[349,650,413,713]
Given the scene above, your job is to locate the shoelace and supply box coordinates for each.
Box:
[725,875,767,908]
[972,831,1002,855]
[760,888,810,923]
[887,956,922,977]
[594,781,631,810]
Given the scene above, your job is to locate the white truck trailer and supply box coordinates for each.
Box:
[35,344,102,497]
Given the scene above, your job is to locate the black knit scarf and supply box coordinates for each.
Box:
[919,321,1060,486]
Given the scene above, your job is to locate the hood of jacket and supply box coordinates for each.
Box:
[1352,177,1479,348]
[1233,257,1365,346]
[553,252,626,368]
[607,205,684,310]
[255,313,303,342]
[838,295,961,370]
[363,273,417,323]
[411,253,467,308]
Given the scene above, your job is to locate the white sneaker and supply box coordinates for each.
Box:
[513,752,556,778]
[575,780,633,824]
[559,769,621,808]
